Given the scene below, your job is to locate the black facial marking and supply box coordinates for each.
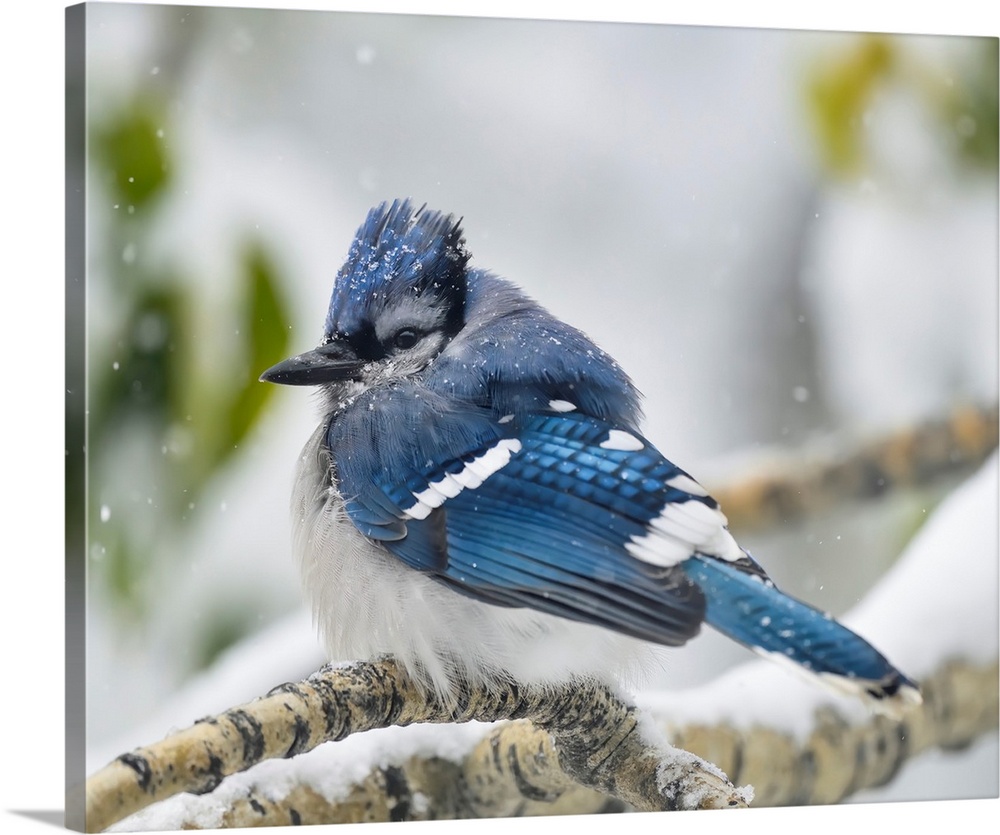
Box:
[339,323,385,362]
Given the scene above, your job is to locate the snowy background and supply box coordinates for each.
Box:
[68,0,997,825]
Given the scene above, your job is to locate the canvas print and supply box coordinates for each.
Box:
[67,3,999,831]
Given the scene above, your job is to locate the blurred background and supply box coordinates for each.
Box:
[72,2,997,804]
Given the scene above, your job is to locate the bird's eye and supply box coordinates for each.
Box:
[392,328,421,351]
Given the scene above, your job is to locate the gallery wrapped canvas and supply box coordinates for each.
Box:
[65,3,998,832]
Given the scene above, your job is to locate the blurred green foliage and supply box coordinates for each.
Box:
[942,38,999,170]
[223,244,292,471]
[806,34,998,177]
[95,102,172,208]
[83,97,292,631]
[806,35,895,175]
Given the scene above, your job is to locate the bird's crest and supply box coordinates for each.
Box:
[326,199,469,339]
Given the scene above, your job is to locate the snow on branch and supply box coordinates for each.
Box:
[85,662,747,832]
[709,401,998,530]
[662,657,997,807]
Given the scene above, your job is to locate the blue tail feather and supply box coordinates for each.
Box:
[682,554,919,708]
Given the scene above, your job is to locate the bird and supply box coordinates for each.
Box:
[261,198,920,715]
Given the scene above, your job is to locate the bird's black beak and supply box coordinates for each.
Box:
[259,339,364,386]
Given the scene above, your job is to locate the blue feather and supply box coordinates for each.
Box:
[682,555,917,699]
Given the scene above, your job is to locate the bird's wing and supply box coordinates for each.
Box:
[330,391,752,646]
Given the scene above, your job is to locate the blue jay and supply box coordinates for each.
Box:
[261,199,920,714]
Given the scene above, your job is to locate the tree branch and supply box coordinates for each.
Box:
[84,660,746,832]
[709,402,998,530]
[664,657,998,807]
[94,656,996,829]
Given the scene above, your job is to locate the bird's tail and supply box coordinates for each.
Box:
[683,554,922,716]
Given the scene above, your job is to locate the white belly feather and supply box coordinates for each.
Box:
[291,423,668,700]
